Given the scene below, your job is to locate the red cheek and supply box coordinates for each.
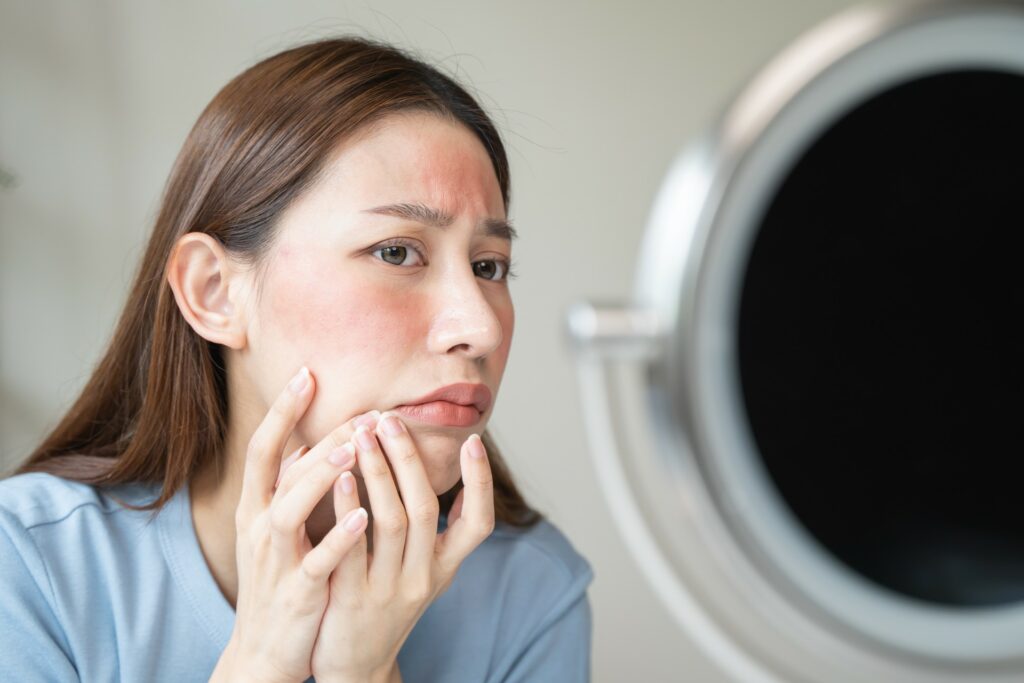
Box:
[263,265,431,445]
[264,259,427,361]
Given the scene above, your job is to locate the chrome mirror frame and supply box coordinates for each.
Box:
[569,2,1024,680]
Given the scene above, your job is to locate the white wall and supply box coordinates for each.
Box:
[0,1,858,679]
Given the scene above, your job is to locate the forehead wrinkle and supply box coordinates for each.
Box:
[364,202,453,227]
[363,202,517,242]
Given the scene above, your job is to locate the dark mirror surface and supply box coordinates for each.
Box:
[737,70,1024,607]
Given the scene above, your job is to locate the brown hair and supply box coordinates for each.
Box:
[11,36,541,528]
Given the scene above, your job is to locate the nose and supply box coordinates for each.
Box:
[427,267,504,359]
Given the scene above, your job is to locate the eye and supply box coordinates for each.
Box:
[371,240,425,267]
[473,259,517,282]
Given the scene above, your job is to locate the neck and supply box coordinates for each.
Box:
[188,404,375,609]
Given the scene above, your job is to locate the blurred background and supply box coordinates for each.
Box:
[0,1,859,680]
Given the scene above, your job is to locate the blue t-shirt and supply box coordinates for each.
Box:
[0,472,593,682]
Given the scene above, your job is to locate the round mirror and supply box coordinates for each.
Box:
[741,68,1024,609]
[570,2,1024,680]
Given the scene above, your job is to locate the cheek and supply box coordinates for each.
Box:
[259,259,427,441]
[492,301,515,373]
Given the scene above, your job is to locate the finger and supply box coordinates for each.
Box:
[327,468,369,588]
[436,434,495,573]
[275,445,308,490]
[350,424,406,587]
[303,491,368,583]
[276,410,380,497]
[271,443,357,551]
[447,486,465,528]
[240,366,314,510]
[334,470,360,524]
[374,412,439,576]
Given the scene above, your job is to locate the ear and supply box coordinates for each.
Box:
[165,232,250,349]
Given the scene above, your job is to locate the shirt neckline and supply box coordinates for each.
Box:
[153,479,453,652]
[156,481,235,649]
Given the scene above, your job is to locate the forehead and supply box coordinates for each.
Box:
[312,111,505,218]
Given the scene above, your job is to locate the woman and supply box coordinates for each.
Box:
[0,37,593,682]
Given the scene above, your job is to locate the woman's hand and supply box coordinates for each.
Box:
[309,411,497,683]
[211,366,377,683]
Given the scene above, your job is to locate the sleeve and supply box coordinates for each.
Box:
[0,511,79,681]
[497,569,594,683]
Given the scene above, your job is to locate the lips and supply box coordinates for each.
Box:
[400,383,493,414]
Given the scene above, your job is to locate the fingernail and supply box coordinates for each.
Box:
[468,433,485,459]
[343,507,368,533]
[328,443,356,467]
[354,425,376,452]
[339,471,355,495]
[379,412,405,437]
[288,367,310,394]
[354,410,382,429]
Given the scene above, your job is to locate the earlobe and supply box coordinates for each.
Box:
[165,233,248,349]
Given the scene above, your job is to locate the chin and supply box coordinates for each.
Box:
[351,423,469,475]
[412,433,466,486]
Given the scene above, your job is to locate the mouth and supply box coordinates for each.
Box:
[393,401,482,427]
[393,382,492,427]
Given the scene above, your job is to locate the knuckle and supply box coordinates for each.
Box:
[471,474,494,492]
[269,505,297,536]
[402,578,432,604]
[363,460,392,479]
[435,554,457,577]
[282,589,320,619]
[324,427,349,451]
[377,512,408,538]
[411,498,439,525]
[392,444,418,465]
[473,516,496,538]
[299,558,322,583]
[370,583,396,604]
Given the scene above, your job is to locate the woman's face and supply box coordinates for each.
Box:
[243,111,514,494]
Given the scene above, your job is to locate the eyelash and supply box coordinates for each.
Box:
[371,238,518,282]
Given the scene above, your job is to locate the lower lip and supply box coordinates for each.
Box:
[395,401,481,427]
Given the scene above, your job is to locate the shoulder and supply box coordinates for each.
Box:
[0,473,128,656]
[0,472,160,598]
[485,516,594,590]
[0,473,178,680]
[0,472,163,584]
[403,514,594,678]
[0,471,157,531]
[455,514,594,625]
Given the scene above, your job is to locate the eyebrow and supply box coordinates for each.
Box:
[362,202,517,242]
